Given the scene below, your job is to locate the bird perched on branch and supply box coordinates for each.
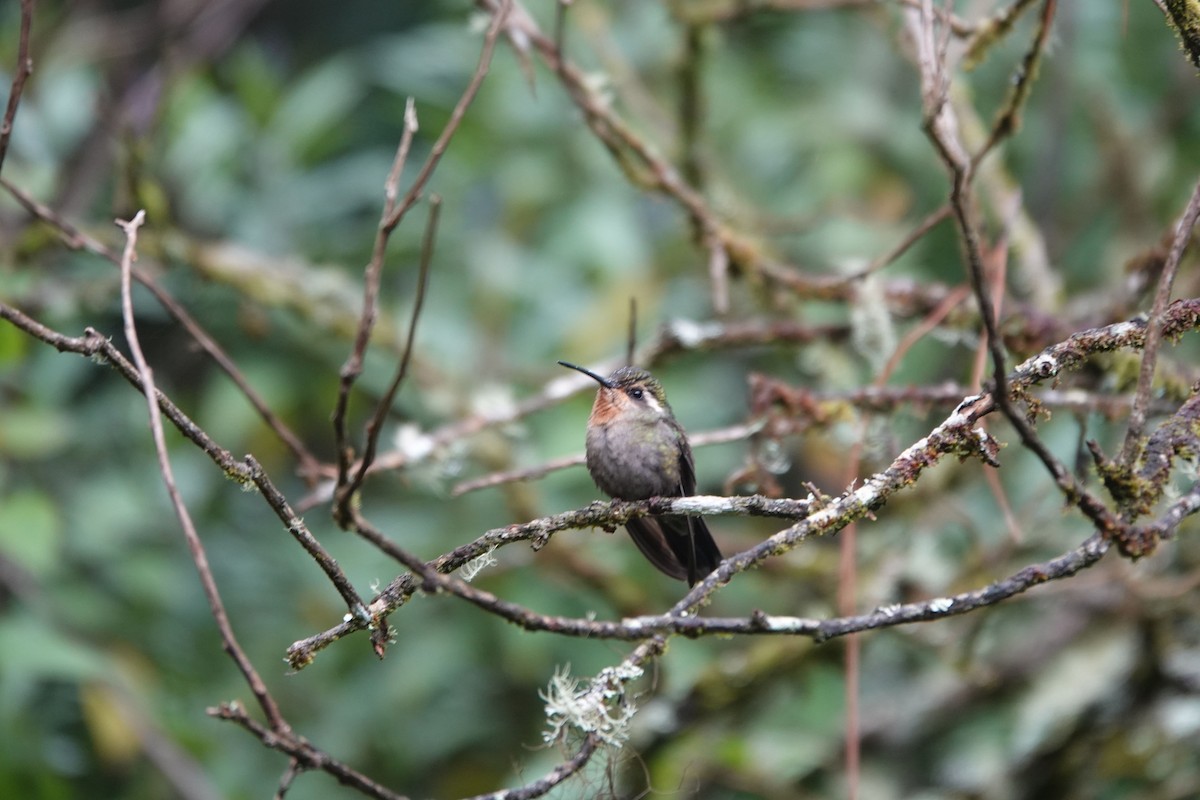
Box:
[558,361,723,586]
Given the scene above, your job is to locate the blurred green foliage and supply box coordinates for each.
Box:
[1,1,1200,799]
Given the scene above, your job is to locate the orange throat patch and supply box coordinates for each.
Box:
[587,388,622,426]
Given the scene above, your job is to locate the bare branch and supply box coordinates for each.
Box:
[971,0,1056,168]
[1120,176,1200,464]
[384,3,510,232]
[908,0,1127,552]
[338,196,442,520]
[115,210,288,733]
[209,702,411,800]
[333,2,508,508]
[0,0,33,176]
[333,98,422,493]
[836,203,952,284]
[291,505,1119,646]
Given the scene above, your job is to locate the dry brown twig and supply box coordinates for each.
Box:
[332,96,422,501]
[340,196,442,517]
[907,0,1128,549]
[1120,177,1200,465]
[332,3,511,520]
[0,300,372,625]
[0,0,33,176]
[115,209,288,733]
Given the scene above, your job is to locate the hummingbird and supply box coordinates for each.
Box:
[558,361,723,586]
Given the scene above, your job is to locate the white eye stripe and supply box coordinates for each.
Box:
[623,384,664,413]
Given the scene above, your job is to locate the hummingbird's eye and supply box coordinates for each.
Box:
[628,387,644,400]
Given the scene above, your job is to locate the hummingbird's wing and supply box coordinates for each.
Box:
[625,517,692,582]
[639,513,722,586]
[645,439,723,586]
[678,437,699,496]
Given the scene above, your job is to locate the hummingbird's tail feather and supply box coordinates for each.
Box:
[679,515,723,587]
[625,515,722,586]
[625,517,690,582]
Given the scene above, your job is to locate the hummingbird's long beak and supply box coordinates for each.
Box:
[557,360,614,388]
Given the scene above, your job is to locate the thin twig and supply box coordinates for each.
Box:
[338,196,441,519]
[244,456,370,625]
[976,216,1024,542]
[483,0,760,298]
[908,1,1125,550]
[333,98,421,494]
[115,210,288,733]
[0,0,34,176]
[382,2,510,232]
[1136,481,1200,543]
[1120,176,1200,464]
[276,759,302,800]
[209,702,410,800]
[971,0,1057,169]
[333,2,508,502]
[706,229,731,314]
[463,736,600,800]
[962,0,1043,71]
[837,204,952,284]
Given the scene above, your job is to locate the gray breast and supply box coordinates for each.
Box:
[585,420,679,500]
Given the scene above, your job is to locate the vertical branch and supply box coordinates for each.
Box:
[333,3,509,513]
[341,196,442,510]
[381,1,510,232]
[116,211,288,734]
[707,231,731,315]
[971,0,1057,169]
[0,0,34,176]
[1119,176,1200,464]
[333,100,420,498]
[907,2,1124,545]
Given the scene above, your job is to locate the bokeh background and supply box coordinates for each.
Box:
[2,1,1200,798]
